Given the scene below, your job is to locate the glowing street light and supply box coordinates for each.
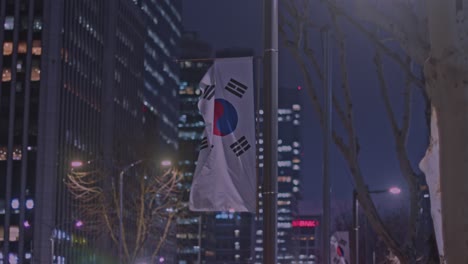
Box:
[389,186,402,195]
[161,160,172,167]
[70,160,83,168]
[74,220,84,228]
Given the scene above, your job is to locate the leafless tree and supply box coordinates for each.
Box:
[331,1,468,263]
[279,1,437,262]
[65,164,183,263]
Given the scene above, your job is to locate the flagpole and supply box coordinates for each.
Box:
[263,0,278,263]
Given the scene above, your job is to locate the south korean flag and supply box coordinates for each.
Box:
[190,57,256,212]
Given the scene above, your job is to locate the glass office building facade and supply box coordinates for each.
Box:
[255,87,303,264]
[0,0,175,262]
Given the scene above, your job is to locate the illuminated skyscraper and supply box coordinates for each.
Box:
[0,0,180,262]
[254,87,303,264]
[137,0,182,162]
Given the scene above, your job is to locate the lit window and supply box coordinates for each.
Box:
[4,17,14,30]
[26,199,34,209]
[3,42,13,55]
[278,176,291,183]
[11,199,20,209]
[234,242,240,250]
[18,42,27,53]
[32,40,42,55]
[33,18,42,31]
[31,67,41,81]
[2,69,12,82]
[292,104,301,111]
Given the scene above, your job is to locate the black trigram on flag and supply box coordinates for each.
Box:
[230,136,251,157]
[200,137,209,150]
[202,85,215,100]
[225,78,248,98]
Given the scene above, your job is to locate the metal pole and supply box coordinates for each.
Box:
[322,28,332,264]
[119,170,124,264]
[353,190,359,264]
[119,160,144,264]
[263,0,278,263]
[197,215,202,264]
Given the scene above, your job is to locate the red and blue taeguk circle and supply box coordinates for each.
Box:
[213,98,238,136]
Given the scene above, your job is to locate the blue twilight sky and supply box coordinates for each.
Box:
[182,0,429,215]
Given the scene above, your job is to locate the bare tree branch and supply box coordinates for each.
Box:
[324,0,425,89]
[65,165,183,263]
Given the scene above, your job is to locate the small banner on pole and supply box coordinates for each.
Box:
[330,231,350,264]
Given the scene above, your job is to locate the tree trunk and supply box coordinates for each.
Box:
[425,59,468,263]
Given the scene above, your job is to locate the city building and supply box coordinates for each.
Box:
[291,215,321,264]
[177,31,214,264]
[255,86,303,264]
[138,0,182,162]
[0,0,179,263]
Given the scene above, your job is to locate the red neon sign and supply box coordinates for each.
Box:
[292,220,320,228]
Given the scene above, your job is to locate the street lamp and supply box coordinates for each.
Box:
[353,186,401,264]
[160,160,172,167]
[118,159,144,264]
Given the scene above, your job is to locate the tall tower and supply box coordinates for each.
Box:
[0,0,166,263]
[254,86,303,264]
[137,0,182,163]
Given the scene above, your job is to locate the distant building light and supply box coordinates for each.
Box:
[70,161,83,168]
[11,199,19,209]
[292,220,320,228]
[75,220,84,228]
[292,104,301,111]
[161,160,172,167]
[26,199,34,209]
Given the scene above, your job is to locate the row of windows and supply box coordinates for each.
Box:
[178,131,203,141]
[259,105,301,115]
[141,3,159,26]
[148,29,169,57]
[258,139,300,148]
[144,60,165,86]
[164,0,182,22]
[2,67,41,82]
[152,0,181,37]
[77,15,104,43]
[179,61,208,69]
[3,41,42,56]
[3,16,42,31]
[144,43,159,61]
[163,62,179,84]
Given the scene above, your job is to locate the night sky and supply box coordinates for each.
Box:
[182,0,429,215]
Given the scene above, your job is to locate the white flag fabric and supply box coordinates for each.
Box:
[330,231,350,264]
[189,57,256,212]
[419,108,445,260]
